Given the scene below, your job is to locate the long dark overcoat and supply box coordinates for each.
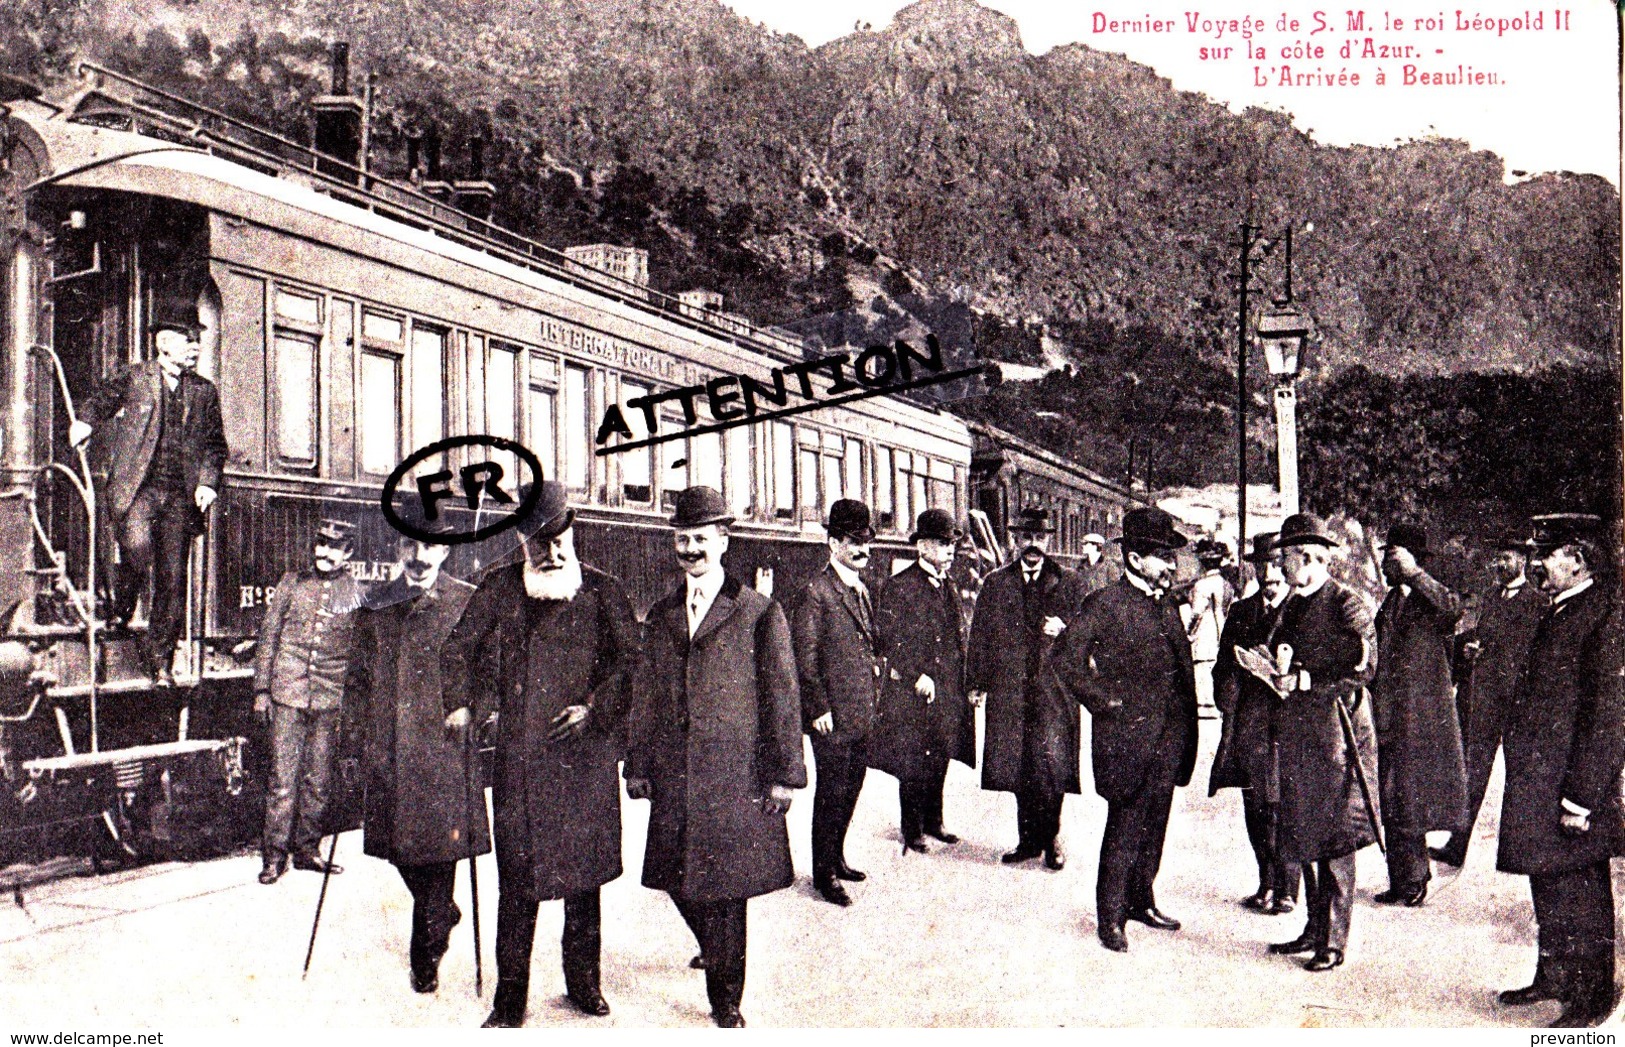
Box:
[344,574,491,867]
[1461,582,1546,780]
[440,562,636,899]
[1044,578,1198,802]
[80,360,227,526]
[627,574,808,903]
[1497,581,1625,876]
[1372,570,1470,832]
[967,558,1082,795]
[1208,590,1288,796]
[1273,579,1382,864]
[791,565,881,744]
[869,562,975,782]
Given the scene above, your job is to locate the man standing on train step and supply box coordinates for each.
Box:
[70,314,228,684]
[1045,507,1198,952]
[440,481,638,1027]
[624,486,806,1029]
[968,506,1081,870]
[341,508,487,997]
[253,518,362,885]
[793,498,883,906]
[871,509,976,853]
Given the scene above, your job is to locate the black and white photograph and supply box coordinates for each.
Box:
[0,0,1618,1032]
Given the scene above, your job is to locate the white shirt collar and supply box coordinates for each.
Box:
[1553,577,1594,607]
[1502,576,1526,597]
[1125,570,1162,599]
[918,559,945,583]
[829,557,865,590]
[687,568,725,603]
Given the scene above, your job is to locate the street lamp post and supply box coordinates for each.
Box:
[1259,301,1312,515]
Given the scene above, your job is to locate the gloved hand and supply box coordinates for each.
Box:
[763,784,794,816]
[624,777,651,801]
[548,705,590,742]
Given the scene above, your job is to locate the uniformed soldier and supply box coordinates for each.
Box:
[253,519,363,885]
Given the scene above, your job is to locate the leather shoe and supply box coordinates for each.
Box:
[1001,847,1042,865]
[1268,936,1318,956]
[904,838,928,853]
[834,863,867,882]
[1402,882,1428,907]
[1240,890,1272,912]
[815,876,852,906]
[257,854,288,885]
[1125,907,1180,931]
[1269,896,1297,915]
[1044,843,1066,871]
[1428,844,1464,868]
[713,1007,747,1028]
[1550,994,1614,1029]
[481,1010,523,1029]
[1498,982,1561,1007]
[566,991,611,1017]
[292,853,343,875]
[689,954,709,970]
[1098,926,1129,953]
[925,827,960,844]
[410,966,438,994]
[1304,948,1345,972]
[1372,886,1406,904]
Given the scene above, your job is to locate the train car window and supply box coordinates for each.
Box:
[563,364,591,494]
[363,311,404,344]
[893,450,912,532]
[486,339,519,485]
[272,331,319,468]
[953,465,966,526]
[358,350,401,476]
[820,447,842,512]
[527,386,557,481]
[873,447,895,531]
[844,440,865,511]
[410,324,447,451]
[461,332,485,437]
[798,443,821,523]
[913,466,930,517]
[693,430,722,492]
[770,421,795,521]
[619,379,653,504]
[724,425,752,519]
[276,289,322,327]
[659,433,690,509]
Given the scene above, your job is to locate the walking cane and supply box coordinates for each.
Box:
[462,720,486,996]
[1333,692,1386,856]
[301,828,342,978]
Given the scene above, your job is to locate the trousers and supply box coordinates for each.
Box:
[1095,768,1176,932]
[492,882,601,1017]
[1241,789,1301,900]
[263,703,338,857]
[116,482,194,671]
[1301,853,1358,952]
[1016,781,1064,853]
[810,734,868,876]
[396,862,459,976]
[1384,826,1431,890]
[899,755,950,842]
[674,897,747,1016]
[1529,860,1616,1004]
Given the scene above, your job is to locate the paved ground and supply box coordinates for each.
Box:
[0,717,1619,1028]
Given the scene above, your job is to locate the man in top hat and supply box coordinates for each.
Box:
[624,487,806,1028]
[342,502,487,996]
[1187,537,1236,718]
[1209,532,1301,914]
[1266,513,1381,972]
[253,518,363,884]
[1369,521,1469,907]
[440,481,638,1026]
[1045,506,1198,952]
[967,506,1082,869]
[1432,533,1549,869]
[793,498,883,905]
[1494,514,1622,1027]
[870,509,976,853]
[70,315,228,682]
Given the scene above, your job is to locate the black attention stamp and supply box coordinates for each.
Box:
[381,434,545,545]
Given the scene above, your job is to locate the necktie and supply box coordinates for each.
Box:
[689,587,703,637]
[857,583,874,631]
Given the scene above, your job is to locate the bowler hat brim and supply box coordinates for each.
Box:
[519,506,575,542]
[1272,533,1340,549]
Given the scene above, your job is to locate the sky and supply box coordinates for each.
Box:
[722,0,1621,183]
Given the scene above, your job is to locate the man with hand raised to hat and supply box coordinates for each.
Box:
[624,486,806,1029]
[968,505,1083,870]
[1209,532,1301,915]
[439,481,637,1026]
[1494,514,1622,1028]
[254,518,363,885]
[870,509,977,853]
[1369,521,1469,909]
[1266,513,1380,973]
[793,498,884,905]
[70,315,228,683]
[1433,533,1549,869]
[342,501,487,997]
[1044,507,1198,952]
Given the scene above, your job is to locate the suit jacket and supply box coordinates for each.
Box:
[1497,581,1625,876]
[1208,589,1288,796]
[627,573,807,903]
[791,564,882,745]
[440,562,637,898]
[1046,577,1199,802]
[968,557,1082,795]
[869,562,975,781]
[253,569,363,712]
[1461,581,1547,752]
[81,361,228,525]
[343,573,490,867]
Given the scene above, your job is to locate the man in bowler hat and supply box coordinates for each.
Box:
[441,481,638,1025]
[1494,514,1622,1027]
[1370,521,1469,907]
[871,509,976,852]
[967,506,1082,869]
[1045,506,1198,952]
[70,315,228,682]
[793,498,883,905]
[624,487,806,1028]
